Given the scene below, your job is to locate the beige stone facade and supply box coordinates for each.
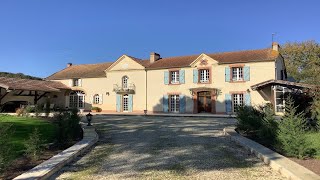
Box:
[46,43,287,114]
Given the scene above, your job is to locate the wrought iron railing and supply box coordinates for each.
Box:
[113,83,135,94]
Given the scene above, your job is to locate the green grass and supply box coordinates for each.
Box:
[0,115,58,161]
[306,132,320,158]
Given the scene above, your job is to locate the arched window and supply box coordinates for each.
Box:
[122,76,128,89]
[93,94,100,104]
[69,91,85,109]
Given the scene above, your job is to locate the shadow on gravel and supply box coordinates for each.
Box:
[55,115,280,178]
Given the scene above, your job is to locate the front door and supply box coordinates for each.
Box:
[123,94,129,112]
[197,91,212,113]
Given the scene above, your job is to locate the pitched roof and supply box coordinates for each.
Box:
[251,79,317,91]
[147,48,278,69]
[0,77,70,92]
[46,62,113,80]
[47,47,279,80]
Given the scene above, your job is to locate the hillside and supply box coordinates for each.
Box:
[0,72,42,80]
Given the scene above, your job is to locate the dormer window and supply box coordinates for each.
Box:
[72,78,81,87]
[122,76,128,89]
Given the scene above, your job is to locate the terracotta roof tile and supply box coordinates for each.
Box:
[147,48,278,69]
[0,77,70,92]
[46,62,113,80]
[47,48,279,79]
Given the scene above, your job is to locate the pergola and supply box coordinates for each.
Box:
[251,79,317,113]
[0,77,70,105]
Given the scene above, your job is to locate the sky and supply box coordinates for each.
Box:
[0,0,319,78]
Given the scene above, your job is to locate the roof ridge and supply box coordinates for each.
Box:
[157,47,271,60]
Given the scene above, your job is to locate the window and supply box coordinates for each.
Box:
[275,86,287,112]
[170,71,180,84]
[122,76,128,89]
[280,70,284,80]
[69,91,85,109]
[169,95,180,112]
[233,94,243,112]
[232,67,243,81]
[73,79,80,86]
[93,94,100,104]
[199,69,210,83]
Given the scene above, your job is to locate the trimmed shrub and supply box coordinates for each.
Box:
[24,128,44,161]
[54,108,82,148]
[91,106,102,112]
[277,97,315,159]
[236,106,264,135]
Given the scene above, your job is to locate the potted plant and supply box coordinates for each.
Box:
[91,107,102,113]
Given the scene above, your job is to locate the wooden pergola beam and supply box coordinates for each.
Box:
[36,92,48,102]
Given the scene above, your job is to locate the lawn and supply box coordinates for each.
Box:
[0,115,58,162]
[306,132,320,158]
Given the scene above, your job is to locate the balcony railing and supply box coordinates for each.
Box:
[113,83,135,94]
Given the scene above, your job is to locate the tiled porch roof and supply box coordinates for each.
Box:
[0,77,70,92]
[251,79,317,91]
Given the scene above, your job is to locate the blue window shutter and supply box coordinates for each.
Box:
[245,93,251,106]
[164,71,169,85]
[179,95,186,113]
[163,95,169,112]
[116,94,121,112]
[179,70,185,84]
[225,67,231,82]
[244,66,250,81]
[128,94,133,112]
[193,69,198,83]
[225,94,232,114]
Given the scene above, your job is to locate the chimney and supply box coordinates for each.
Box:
[67,63,72,67]
[150,52,161,63]
[272,42,280,51]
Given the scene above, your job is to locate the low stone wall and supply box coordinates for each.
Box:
[14,126,98,180]
[223,127,320,180]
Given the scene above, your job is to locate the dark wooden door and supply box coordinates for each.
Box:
[197,91,212,113]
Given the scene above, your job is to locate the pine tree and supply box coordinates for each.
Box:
[277,96,313,159]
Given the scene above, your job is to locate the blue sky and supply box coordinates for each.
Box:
[0,0,319,78]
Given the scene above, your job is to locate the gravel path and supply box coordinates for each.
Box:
[54,115,284,180]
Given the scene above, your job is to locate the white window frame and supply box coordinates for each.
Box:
[69,91,85,109]
[169,95,180,112]
[233,94,244,112]
[93,94,100,104]
[73,79,80,86]
[232,67,243,81]
[199,69,210,83]
[170,71,180,84]
[275,86,287,113]
[122,76,128,89]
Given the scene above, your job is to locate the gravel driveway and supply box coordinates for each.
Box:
[54,115,283,180]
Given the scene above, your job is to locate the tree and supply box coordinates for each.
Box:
[280,40,320,85]
[0,72,42,80]
[277,96,314,158]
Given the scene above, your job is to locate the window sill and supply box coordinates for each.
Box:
[197,82,211,84]
[230,80,246,83]
[169,83,181,85]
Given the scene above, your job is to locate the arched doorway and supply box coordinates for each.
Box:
[197,91,212,113]
[69,90,85,109]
